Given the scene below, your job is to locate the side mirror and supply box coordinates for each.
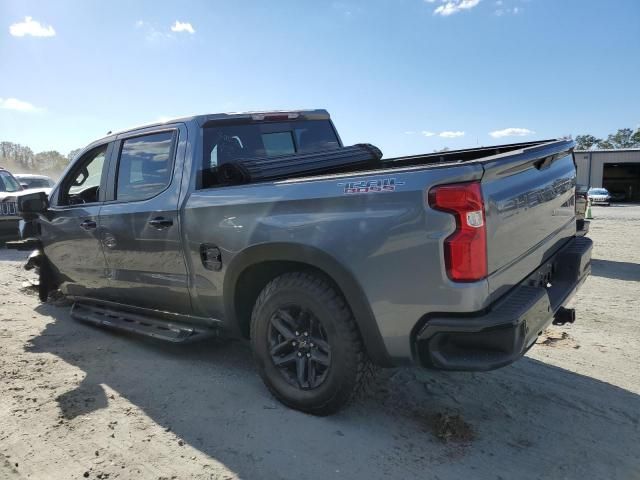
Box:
[20,183,29,189]
[17,191,49,219]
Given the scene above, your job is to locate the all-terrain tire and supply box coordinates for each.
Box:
[250,272,375,415]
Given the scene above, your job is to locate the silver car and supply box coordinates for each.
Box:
[588,187,611,206]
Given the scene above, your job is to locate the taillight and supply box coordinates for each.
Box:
[428,181,487,282]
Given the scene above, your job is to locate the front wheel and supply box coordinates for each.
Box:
[250,272,374,415]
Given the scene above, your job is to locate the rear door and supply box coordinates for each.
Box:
[481,140,577,300]
[98,124,191,314]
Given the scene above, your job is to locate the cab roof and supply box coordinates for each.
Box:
[104,109,330,140]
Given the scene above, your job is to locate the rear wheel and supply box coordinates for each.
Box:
[250,272,374,415]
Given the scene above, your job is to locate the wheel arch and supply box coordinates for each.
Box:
[223,243,393,367]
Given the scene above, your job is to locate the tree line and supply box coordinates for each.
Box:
[0,141,81,177]
[575,128,640,151]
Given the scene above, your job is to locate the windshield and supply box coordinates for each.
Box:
[0,171,23,192]
[589,188,609,195]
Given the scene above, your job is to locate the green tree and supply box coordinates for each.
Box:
[598,128,637,149]
[34,150,68,173]
[67,148,82,163]
[575,134,601,150]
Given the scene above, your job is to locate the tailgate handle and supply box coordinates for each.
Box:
[534,155,555,170]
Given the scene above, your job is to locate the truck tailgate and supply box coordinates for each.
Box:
[481,140,577,300]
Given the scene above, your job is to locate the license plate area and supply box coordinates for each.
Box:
[527,262,555,289]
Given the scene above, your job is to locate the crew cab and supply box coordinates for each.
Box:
[12,110,592,415]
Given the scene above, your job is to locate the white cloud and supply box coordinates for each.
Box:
[489,127,534,138]
[439,131,465,138]
[494,0,522,16]
[405,129,465,138]
[9,16,55,37]
[171,21,195,34]
[433,0,481,16]
[0,97,41,112]
[136,20,195,41]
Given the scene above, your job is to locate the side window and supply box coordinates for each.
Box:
[116,131,176,202]
[61,145,108,205]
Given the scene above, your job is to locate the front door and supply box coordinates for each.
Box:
[98,126,191,314]
[41,143,111,297]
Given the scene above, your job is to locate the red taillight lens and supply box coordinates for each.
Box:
[428,182,487,282]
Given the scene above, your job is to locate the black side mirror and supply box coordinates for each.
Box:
[17,191,49,219]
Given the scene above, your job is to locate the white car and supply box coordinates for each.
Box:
[1,168,51,238]
[587,187,611,206]
[14,173,55,191]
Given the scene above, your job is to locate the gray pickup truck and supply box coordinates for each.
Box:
[13,109,592,415]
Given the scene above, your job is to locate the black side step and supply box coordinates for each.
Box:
[71,302,213,343]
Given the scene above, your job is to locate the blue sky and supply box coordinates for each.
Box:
[1,0,639,157]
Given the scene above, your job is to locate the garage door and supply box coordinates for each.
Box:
[603,163,640,202]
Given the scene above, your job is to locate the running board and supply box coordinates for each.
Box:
[71,302,213,343]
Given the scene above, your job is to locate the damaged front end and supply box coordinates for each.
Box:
[5,191,55,301]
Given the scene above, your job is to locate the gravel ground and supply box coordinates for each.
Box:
[1,204,639,480]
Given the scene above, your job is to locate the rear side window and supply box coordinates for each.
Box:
[116,131,176,202]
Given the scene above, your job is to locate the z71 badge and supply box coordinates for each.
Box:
[338,178,405,194]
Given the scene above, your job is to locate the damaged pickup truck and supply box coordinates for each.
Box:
[11,110,592,415]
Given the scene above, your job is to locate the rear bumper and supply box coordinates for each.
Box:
[415,236,592,371]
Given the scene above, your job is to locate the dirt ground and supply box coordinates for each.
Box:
[1,205,639,480]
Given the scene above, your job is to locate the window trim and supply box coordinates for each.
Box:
[106,129,179,204]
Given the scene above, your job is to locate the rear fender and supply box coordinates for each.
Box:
[223,242,393,367]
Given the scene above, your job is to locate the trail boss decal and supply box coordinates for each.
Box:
[338,178,405,194]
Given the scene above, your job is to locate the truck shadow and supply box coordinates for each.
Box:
[27,303,640,480]
[591,258,640,282]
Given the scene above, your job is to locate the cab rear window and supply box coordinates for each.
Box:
[203,120,340,178]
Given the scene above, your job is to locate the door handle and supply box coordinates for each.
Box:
[148,217,173,230]
[80,220,97,230]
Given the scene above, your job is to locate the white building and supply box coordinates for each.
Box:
[574,149,640,202]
